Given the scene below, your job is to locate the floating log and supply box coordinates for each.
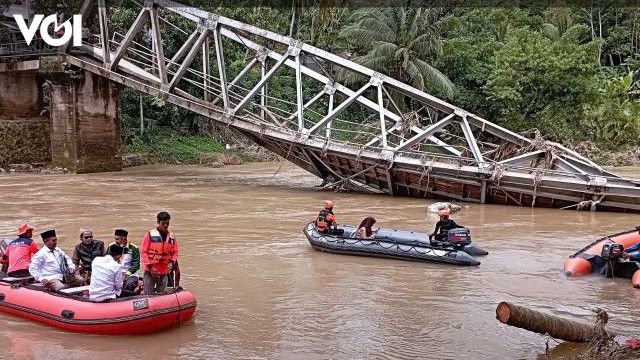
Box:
[496,301,609,343]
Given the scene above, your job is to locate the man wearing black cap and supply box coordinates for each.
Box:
[88,244,127,302]
[109,229,141,295]
[29,230,83,291]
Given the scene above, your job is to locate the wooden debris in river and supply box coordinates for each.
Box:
[496,301,640,360]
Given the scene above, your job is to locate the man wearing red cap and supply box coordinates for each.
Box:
[2,224,39,278]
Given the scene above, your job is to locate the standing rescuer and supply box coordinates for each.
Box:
[141,212,179,295]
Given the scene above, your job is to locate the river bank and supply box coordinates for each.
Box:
[121,131,277,168]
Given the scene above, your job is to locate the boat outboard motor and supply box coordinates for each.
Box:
[601,243,624,278]
[445,228,472,249]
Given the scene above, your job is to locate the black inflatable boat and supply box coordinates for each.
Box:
[303,223,488,266]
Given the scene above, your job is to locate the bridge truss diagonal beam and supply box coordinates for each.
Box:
[308,81,372,134]
[110,7,150,71]
[167,27,209,92]
[232,48,293,115]
[393,113,456,152]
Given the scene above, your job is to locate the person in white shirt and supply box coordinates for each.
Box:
[89,244,127,302]
[29,229,83,291]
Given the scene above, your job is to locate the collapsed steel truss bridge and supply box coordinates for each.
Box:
[2,0,640,212]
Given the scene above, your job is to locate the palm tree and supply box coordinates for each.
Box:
[542,8,589,43]
[338,6,454,100]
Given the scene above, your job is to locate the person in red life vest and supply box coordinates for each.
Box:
[355,217,378,239]
[315,200,344,236]
[141,211,179,295]
[2,223,39,278]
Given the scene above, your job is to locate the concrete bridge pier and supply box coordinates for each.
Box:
[0,57,122,173]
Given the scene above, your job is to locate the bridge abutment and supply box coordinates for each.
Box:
[0,62,51,166]
[0,57,122,173]
[49,70,122,173]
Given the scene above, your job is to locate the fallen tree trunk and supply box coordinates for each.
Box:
[496,301,610,343]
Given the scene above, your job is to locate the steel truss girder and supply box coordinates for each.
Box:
[59,54,640,211]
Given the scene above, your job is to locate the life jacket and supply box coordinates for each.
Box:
[146,229,177,266]
[315,209,336,232]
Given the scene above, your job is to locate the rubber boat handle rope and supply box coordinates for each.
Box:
[323,236,456,256]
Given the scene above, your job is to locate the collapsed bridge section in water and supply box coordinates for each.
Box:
[1,0,640,212]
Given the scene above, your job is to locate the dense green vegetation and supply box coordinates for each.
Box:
[123,128,224,164]
[12,1,640,161]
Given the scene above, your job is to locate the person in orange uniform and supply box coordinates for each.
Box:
[315,200,344,236]
[141,211,179,295]
[3,224,39,278]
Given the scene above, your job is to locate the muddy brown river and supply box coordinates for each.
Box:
[1,162,640,359]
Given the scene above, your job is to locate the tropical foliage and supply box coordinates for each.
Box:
[9,2,640,153]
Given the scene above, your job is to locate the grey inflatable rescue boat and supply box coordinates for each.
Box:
[303,223,488,266]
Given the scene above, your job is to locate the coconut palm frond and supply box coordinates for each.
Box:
[370,42,399,58]
[414,58,454,97]
[355,54,393,72]
[408,33,443,57]
[405,61,425,90]
[542,23,560,40]
[559,24,590,43]
[339,27,383,48]
[339,5,454,106]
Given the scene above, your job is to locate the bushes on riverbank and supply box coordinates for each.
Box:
[122,127,277,167]
[123,129,224,164]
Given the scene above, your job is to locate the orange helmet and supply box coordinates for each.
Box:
[324,200,334,209]
[438,208,450,217]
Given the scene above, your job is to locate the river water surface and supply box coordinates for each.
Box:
[1,162,640,360]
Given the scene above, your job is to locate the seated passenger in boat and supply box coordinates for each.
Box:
[72,228,105,282]
[2,223,39,278]
[430,209,464,245]
[315,200,344,236]
[89,244,127,302]
[109,229,141,295]
[29,230,84,291]
[622,242,640,262]
[355,217,377,239]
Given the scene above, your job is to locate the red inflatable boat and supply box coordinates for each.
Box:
[0,281,196,334]
[564,228,640,287]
